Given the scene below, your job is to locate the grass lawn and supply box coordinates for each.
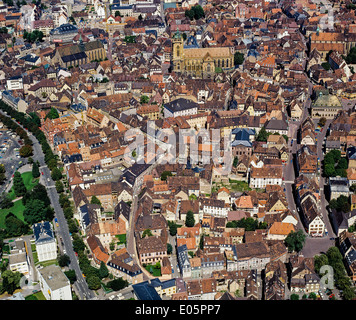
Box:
[115,234,126,245]
[0,199,26,229]
[8,171,39,200]
[0,172,39,228]
[25,291,46,300]
[144,264,161,277]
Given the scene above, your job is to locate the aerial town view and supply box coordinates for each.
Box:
[0,0,355,309]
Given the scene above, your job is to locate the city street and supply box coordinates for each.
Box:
[0,109,96,300]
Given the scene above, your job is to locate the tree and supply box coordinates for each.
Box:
[58,254,71,267]
[98,261,109,279]
[45,107,59,120]
[140,95,149,104]
[0,193,13,209]
[318,117,327,127]
[1,270,22,294]
[51,167,62,181]
[55,180,64,193]
[308,292,317,300]
[0,164,5,185]
[64,270,77,284]
[31,161,40,179]
[13,171,27,197]
[168,221,178,236]
[4,213,29,237]
[90,195,101,206]
[23,199,47,225]
[167,243,173,254]
[115,10,121,17]
[234,52,244,66]
[161,171,172,181]
[290,294,299,300]
[86,275,101,290]
[107,278,129,291]
[185,5,205,20]
[142,229,153,238]
[314,254,329,275]
[256,127,270,142]
[284,230,306,253]
[185,210,195,227]
[19,145,33,157]
[233,156,238,168]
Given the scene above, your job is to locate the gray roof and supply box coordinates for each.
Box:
[38,265,70,291]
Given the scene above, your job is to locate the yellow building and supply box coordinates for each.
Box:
[172,31,234,79]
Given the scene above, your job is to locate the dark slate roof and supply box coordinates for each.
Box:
[132,280,162,300]
[164,98,198,113]
[33,221,55,244]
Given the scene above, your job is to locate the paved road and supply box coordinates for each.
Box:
[0,109,95,300]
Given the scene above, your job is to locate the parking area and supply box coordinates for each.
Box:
[0,128,27,194]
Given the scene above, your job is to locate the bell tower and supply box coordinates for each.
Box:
[172,28,184,72]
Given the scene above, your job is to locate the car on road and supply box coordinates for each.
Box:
[47,178,50,182]
[330,237,335,240]
[41,172,44,175]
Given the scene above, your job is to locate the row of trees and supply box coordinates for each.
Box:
[23,30,44,43]
[0,101,59,178]
[226,217,268,231]
[314,247,356,300]
[185,5,205,20]
[323,149,347,178]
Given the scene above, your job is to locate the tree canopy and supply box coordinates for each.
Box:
[284,230,306,253]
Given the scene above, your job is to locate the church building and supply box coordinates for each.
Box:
[172,30,235,79]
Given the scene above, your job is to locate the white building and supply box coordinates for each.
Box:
[249,166,283,189]
[37,265,72,300]
[163,98,198,118]
[33,221,57,262]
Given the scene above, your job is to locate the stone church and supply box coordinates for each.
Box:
[172,30,235,79]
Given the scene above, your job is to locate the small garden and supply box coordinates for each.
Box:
[144,261,161,277]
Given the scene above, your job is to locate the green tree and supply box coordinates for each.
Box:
[55,180,64,193]
[13,171,27,197]
[168,221,178,236]
[256,127,270,142]
[161,171,172,181]
[45,107,59,120]
[19,145,33,157]
[1,270,22,294]
[90,195,101,206]
[284,230,306,253]
[234,52,244,66]
[98,261,109,279]
[32,161,40,179]
[308,292,317,300]
[140,95,150,104]
[23,199,47,225]
[142,229,153,238]
[86,275,101,290]
[233,156,238,168]
[0,193,13,209]
[51,167,62,181]
[167,243,173,254]
[107,278,129,291]
[290,294,299,300]
[185,210,195,227]
[4,213,29,237]
[314,254,329,275]
[64,270,77,284]
[58,254,71,267]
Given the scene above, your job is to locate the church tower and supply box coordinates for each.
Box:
[172,29,184,73]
